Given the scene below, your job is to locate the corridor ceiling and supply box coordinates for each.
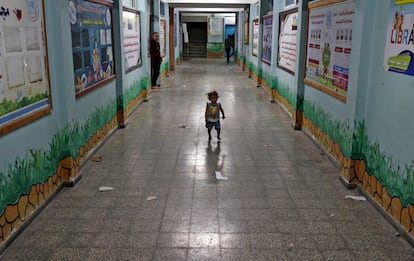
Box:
[164,0,257,12]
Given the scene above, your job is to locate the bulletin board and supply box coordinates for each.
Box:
[123,8,141,73]
[244,21,249,44]
[252,19,259,57]
[159,19,166,57]
[0,0,52,136]
[262,14,273,64]
[304,0,355,103]
[69,0,115,98]
[278,9,298,74]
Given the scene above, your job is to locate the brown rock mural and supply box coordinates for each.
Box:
[303,115,414,237]
[0,89,146,246]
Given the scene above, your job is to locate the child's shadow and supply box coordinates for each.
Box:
[206,141,225,182]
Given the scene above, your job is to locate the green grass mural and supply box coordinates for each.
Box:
[0,91,49,117]
[303,101,414,207]
[123,77,149,108]
[207,43,223,55]
[0,99,117,215]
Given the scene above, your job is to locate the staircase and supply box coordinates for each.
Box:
[187,22,207,58]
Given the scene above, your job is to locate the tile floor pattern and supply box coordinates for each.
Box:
[1,59,414,261]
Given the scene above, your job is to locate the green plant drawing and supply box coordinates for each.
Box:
[124,77,149,108]
[207,43,223,54]
[303,102,414,207]
[0,91,49,117]
[0,98,117,216]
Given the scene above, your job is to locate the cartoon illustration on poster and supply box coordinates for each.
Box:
[70,0,114,97]
[123,10,141,72]
[278,11,298,73]
[0,0,51,133]
[262,15,273,64]
[384,0,414,76]
[305,0,355,96]
[252,19,259,56]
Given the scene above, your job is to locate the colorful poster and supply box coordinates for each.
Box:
[70,0,114,98]
[384,0,414,76]
[0,0,52,135]
[262,15,273,64]
[305,0,355,96]
[159,19,166,57]
[278,10,298,73]
[252,19,259,56]
[123,9,141,72]
[208,17,223,36]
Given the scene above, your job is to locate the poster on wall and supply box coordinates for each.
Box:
[262,15,273,64]
[244,21,249,44]
[0,0,52,135]
[278,9,298,73]
[69,0,115,98]
[305,0,355,102]
[208,17,223,36]
[384,0,414,76]
[123,9,141,73]
[159,19,166,57]
[252,19,259,56]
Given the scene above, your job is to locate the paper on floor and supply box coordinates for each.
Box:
[345,195,366,201]
[215,171,228,180]
[99,186,114,192]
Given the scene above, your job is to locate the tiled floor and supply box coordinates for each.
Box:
[1,58,414,260]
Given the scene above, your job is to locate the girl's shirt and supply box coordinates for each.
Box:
[206,102,221,122]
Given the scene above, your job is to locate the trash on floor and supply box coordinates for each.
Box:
[215,171,228,180]
[288,243,294,249]
[329,213,335,218]
[91,156,102,162]
[146,196,157,201]
[345,195,366,201]
[179,124,190,129]
[264,144,273,147]
[395,233,401,237]
[99,186,114,192]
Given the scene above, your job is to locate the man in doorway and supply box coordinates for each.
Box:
[224,36,233,63]
[150,32,162,89]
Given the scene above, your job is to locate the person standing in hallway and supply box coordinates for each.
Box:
[224,36,233,63]
[205,91,225,141]
[150,32,162,89]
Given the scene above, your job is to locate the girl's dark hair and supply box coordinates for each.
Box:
[207,91,219,99]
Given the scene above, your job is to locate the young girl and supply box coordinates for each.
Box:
[205,91,225,141]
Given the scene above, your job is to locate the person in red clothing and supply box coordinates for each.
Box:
[150,32,162,89]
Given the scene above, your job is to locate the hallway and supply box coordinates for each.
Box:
[1,59,413,260]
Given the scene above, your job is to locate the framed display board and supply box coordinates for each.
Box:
[304,0,355,103]
[0,0,52,136]
[278,9,298,74]
[208,16,224,36]
[159,19,166,57]
[123,8,141,73]
[252,19,259,57]
[69,0,115,98]
[262,14,273,64]
[244,20,249,44]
